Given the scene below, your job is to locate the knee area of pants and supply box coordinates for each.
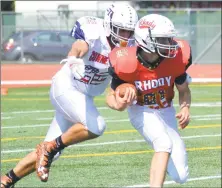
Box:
[172,168,189,184]
[153,134,173,153]
[88,116,106,136]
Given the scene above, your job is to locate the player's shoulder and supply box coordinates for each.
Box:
[175,38,191,61]
[109,47,138,81]
[77,16,103,26]
[75,16,103,39]
[167,38,192,74]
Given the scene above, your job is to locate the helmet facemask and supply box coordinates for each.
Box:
[138,35,178,58]
[110,23,135,47]
[153,37,178,58]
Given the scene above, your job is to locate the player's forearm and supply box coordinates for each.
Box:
[178,87,191,108]
[68,40,88,58]
[106,95,117,109]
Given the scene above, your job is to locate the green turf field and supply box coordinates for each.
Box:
[1,84,221,187]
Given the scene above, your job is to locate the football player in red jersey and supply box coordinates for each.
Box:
[106,14,192,187]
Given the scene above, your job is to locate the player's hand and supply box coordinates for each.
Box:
[115,87,137,111]
[61,56,85,79]
[175,106,190,129]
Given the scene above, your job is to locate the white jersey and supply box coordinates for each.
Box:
[54,16,112,97]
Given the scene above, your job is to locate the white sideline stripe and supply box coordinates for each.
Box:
[192,78,221,82]
[1,114,221,129]
[1,134,221,154]
[125,175,221,187]
[2,78,221,85]
[1,102,221,115]
[1,80,51,85]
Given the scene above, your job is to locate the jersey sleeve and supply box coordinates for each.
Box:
[175,72,187,85]
[110,77,127,90]
[70,16,100,45]
[174,39,193,78]
[185,46,192,71]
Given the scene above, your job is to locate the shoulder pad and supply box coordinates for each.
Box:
[71,16,102,41]
[77,16,102,26]
[175,39,192,67]
[109,47,138,81]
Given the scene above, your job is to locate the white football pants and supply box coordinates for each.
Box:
[128,105,189,184]
[44,76,106,142]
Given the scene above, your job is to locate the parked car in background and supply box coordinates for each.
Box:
[2,30,76,63]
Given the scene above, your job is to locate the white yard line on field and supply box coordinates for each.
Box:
[196,117,221,121]
[1,117,14,120]
[124,175,221,187]
[192,114,221,118]
[1,102,221,115]
[1,114,221,129]
[1,107,109,115]
[1,134,221,154]
[35,116,117,121]
[1,124,50,129]
[33,114,221,121]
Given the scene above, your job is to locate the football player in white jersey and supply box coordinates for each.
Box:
[1,4,138,187]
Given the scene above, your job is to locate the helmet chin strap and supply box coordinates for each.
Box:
[136,47,164,70]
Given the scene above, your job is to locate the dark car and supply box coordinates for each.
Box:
[2,30,76,63]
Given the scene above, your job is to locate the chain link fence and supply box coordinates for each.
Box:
[1,8,221,64]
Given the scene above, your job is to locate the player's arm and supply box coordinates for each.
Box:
[68,40,88,58]
[175,74,191,110]
[106,77,127,111]
[68,18,92,57]
[106,76,136,111]
[175,48,192,129]
[64,19,90,79]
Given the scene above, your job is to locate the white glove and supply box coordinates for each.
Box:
[60,56,85,79]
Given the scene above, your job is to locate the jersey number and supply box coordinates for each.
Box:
[74,65,109,85]
[143,89,171,109]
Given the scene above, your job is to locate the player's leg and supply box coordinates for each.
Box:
[128,106,173,187]
[163,107,189,184]
[1,111,72,188]
[36,85,106,182]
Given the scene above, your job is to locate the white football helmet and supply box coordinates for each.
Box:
[135,14,178,58]
[104,3,138,47]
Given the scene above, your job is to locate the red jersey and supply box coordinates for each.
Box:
[109,39,191,109]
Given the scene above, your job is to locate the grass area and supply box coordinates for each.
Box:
[1,84,221,187]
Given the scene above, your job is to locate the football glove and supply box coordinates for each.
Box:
[60,56,85,80]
